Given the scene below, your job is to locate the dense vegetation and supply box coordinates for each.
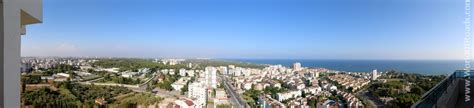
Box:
[263,86,287,99]
[22,75,43,84]
[92,58,265,72]
[369,70,445,108]
[243,88,262,108]
[92,59,188,72]
[155,73,181,91]
[184,59,265,69]
[22,87,78,107]
[56,82,132,105]
[22,80,164,107]
[41,64,79,76]
[99,73,142,84]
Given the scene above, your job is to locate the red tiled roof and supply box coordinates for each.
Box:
[184,100,194,106]
[166,103,181,108]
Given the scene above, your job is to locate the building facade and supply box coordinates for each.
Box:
[293,62,301,71]
[372,69,378,80]
[205,66,217,89]
[188,82,208,107]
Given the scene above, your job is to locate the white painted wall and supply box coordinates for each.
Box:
[1,0,42,107]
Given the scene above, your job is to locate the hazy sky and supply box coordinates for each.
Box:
[22,0,466,59]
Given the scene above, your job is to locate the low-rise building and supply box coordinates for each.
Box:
[179,68,187,76]
[276,90,302,102]
[121,72,137,78]
[172,77,190,91]
[243,82,252,90]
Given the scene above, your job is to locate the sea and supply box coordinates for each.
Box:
[228,59,468,75]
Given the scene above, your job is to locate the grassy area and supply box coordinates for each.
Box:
[111,93,163,107]
[217,104,232,108]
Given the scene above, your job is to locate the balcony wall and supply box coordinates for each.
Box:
[412,70,474,108]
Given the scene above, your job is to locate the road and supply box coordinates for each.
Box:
[359,91,386,108]
[220,75,248,108]
[85,77,103,82]
[133,74,158,92]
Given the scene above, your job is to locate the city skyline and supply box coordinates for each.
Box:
[22,0,464,60]
[12,0,472,107]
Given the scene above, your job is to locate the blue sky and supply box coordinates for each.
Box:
[22,0,466,59]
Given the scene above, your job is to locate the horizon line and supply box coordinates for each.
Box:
[20,56,468,61]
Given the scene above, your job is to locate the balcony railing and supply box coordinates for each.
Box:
[412,70,474,108]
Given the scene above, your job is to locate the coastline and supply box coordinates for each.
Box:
[224,59,465,75]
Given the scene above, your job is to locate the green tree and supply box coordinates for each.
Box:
[217,104,232,108]
[181,81,190,95]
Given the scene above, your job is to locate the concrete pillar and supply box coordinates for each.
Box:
[0,2,4,108]
[1,0,22,107]
[1,0,42,107]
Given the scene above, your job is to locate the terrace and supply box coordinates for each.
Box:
[412,70,474,108]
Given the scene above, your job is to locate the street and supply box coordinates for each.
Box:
[359,91,386,108]
[220,75,248,108]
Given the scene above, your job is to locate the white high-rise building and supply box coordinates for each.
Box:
[205,66,217,89]
[233,67,242,76]
[188,63,193,68]
[293,62,302,71]
[179,68,187,76]
[188,82,208,107]
[187,70,195,77]
[219,66,228,75]
[228,65,235,69]
[372,69,378,80]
